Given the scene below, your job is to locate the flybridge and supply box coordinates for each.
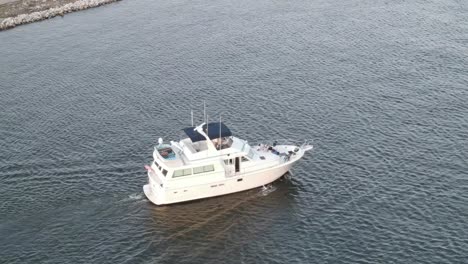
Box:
[182,122,232,143]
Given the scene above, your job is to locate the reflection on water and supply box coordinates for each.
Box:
[135,176,299,262]
[147,174,297,234]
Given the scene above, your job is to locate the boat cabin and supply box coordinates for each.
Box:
[150,122,255,182]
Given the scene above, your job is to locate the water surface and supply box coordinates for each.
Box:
[1,0,467,263]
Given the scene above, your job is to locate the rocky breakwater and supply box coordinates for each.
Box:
[0,0,121,30]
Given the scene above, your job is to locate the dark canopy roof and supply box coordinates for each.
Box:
[183,122,232,142]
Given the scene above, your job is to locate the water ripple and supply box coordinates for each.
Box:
[1,0,468,263]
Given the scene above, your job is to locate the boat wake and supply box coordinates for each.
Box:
[123,192,144,202]
[258,184,277,196]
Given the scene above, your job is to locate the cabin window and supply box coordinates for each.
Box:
[154,161,160,168]
[173,170,184,177]
[192,165,215,174]
[241,156,249,162]
[193,166,204,174]
[162,169,168,177]
[173,168,192,178]
[203,165,214,172]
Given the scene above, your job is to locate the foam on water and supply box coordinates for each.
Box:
[259,184,278,197]
[124,193,144,202]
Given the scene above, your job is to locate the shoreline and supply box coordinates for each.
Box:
[0,0,121,31]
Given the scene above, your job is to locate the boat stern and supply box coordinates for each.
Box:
[143,169,166,205]
[143,184,159,205]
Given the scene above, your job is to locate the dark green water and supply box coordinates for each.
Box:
[1,0,467,263]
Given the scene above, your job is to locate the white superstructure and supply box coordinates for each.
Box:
[143,121,312,205]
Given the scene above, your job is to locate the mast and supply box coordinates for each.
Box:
[219,116,222,150]
[193,122,216,152]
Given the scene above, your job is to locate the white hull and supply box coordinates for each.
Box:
[144,158,298,205]
[142,120,312,206]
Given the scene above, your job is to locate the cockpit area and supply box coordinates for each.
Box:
[156,144,177,160]
[183,137,233,153]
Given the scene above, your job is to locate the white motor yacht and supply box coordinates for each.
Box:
[143,121,312,205]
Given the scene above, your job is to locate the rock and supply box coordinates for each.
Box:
[0,0,121,30]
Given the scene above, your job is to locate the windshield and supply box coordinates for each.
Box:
[247,148,255,159]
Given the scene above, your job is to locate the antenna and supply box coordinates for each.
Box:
[203,100,206,123]
[219,115,222,150]
[206,115,209,156]
[191,109,194,127]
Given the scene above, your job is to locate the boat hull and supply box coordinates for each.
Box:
[143,161,296,205]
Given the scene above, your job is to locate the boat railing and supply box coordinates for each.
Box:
[267,138,314,150]
[147,169,163,186]
[170,141,187,165]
